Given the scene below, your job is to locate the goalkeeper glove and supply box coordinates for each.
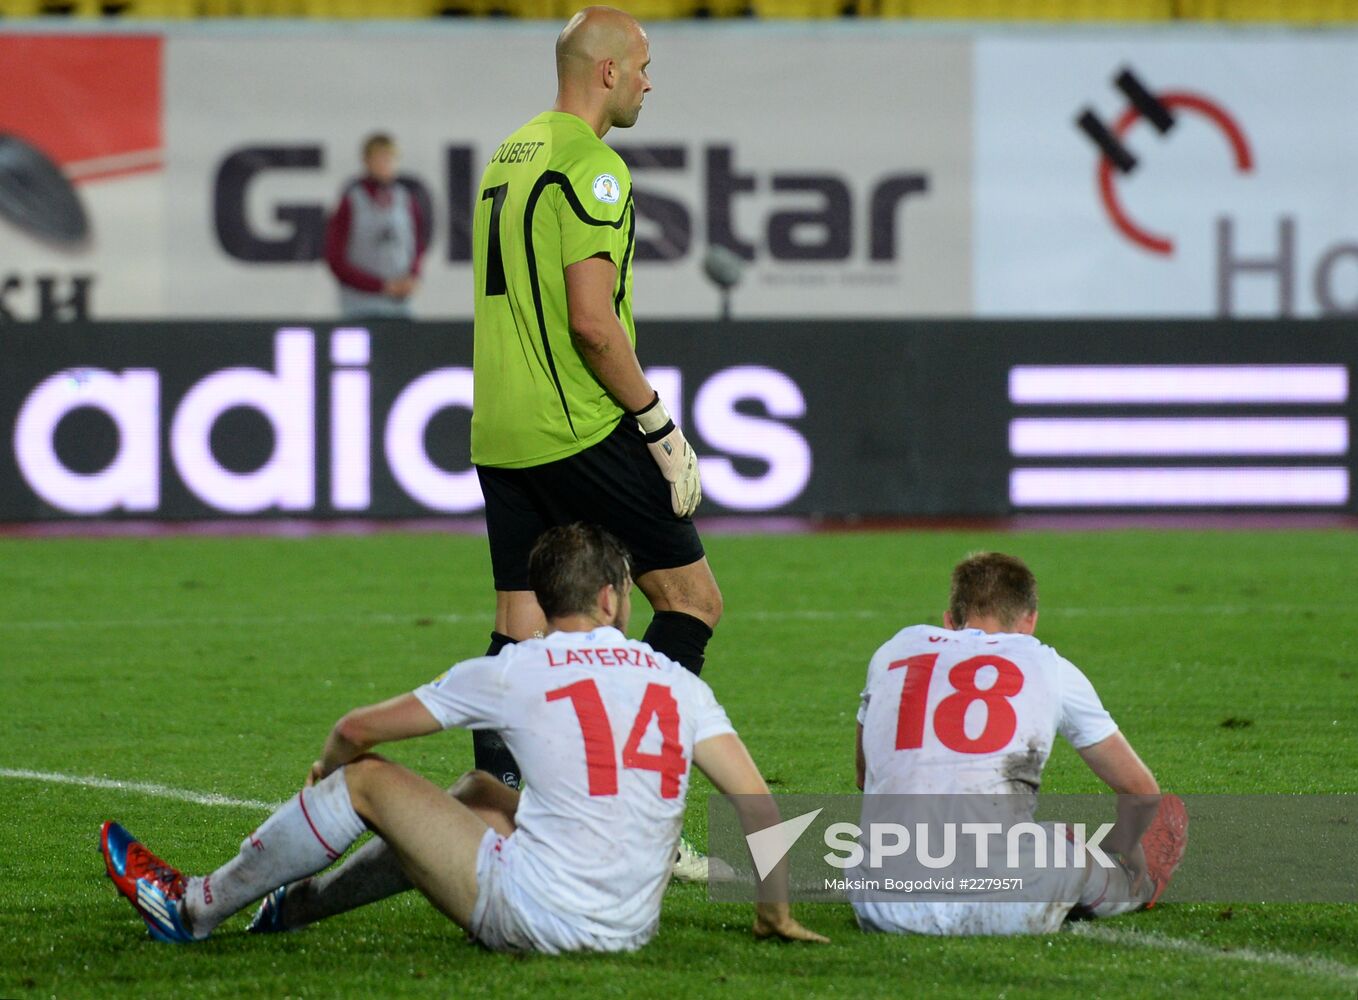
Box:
[633,393,702,518]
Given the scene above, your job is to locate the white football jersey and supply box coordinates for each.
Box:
[413,627,734,937]
[857,626,1116,797]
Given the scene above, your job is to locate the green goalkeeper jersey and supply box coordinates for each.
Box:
[470,111,637,469]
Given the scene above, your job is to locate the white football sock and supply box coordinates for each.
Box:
[182,768,367,938]
[1078,857,1153,918]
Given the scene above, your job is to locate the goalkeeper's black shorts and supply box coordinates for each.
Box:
[475,418,705,592]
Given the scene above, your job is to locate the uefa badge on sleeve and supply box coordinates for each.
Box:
[592,173,620,204]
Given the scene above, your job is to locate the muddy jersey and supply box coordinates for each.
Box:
[857,626,1116,797]
[413,627,733,942]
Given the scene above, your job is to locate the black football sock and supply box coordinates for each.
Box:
[642,611,714,677]
[281,835,412,930]
[472,631,521,788]
[484,631,515,657]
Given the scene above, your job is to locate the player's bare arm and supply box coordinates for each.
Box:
[693,732,829,944]
[313,693,443,782]
[1077,730,1162,885]
[564,254,654,412]
[565,253,702,517]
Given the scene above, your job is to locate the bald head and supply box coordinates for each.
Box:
[556,7,641,77]
[553,6,651,135]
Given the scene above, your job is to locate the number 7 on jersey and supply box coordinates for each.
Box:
[481,183,509,296]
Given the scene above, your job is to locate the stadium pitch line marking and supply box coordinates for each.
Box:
[0,603,1330,632]
[0,609,887,630]
[0,768,277,811]
[1070,924,1358,984]
[0,611,483,631]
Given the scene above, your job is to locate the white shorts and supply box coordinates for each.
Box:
[851,827,1142,936]
[469,828,656,954]
[853,897,1078,936]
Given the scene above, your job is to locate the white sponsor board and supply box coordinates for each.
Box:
[14,26,1358,322]
[163,24,971,320]
[975,36,1358,318]
[0,173,165,318]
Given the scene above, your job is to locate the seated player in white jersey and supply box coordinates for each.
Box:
[852,552,1187,937]
[99,523,827,953]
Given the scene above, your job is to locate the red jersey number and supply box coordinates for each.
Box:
[887,653,1024,754]
[547,680,687,798]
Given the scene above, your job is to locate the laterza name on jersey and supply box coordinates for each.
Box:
[546,646,663,669]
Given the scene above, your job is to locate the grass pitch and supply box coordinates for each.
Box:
[2,528,1356,998]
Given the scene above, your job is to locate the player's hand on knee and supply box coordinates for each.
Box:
[633,393,702,518]
[753,904,829,943]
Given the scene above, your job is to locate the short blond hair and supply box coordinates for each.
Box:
[361,133,396,159]
[948,552,1038,630]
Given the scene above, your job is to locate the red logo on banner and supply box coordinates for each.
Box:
[0,35,161,246]
[1077,68,1253,257]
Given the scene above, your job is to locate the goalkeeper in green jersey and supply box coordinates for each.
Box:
[467,8,723,878]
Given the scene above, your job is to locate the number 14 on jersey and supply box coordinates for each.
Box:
[547,679,687,798]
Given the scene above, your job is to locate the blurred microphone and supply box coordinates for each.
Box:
[0,132,89,246]
[702,243,745,321]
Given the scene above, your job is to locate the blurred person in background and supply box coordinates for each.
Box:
[325,133,429,319]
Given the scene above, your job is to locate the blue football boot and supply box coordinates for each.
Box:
[247,886,290,934]
[100,821,196,943]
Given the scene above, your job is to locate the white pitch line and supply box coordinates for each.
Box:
[0,609,885,631]
[0,611,480,632]
[0,604,1324,632]
[0,768,278,811]
[1070,923,1358,984]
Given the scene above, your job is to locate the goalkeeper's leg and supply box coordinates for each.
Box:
[472,618,541,790]
[636,558,721,677]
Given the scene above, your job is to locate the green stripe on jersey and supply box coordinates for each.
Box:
[470,111,637,469]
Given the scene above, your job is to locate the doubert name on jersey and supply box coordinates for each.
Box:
[545,646,664,669]
[490,141,547,165]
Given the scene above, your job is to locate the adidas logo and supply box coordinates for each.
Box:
[136,880,174,925]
